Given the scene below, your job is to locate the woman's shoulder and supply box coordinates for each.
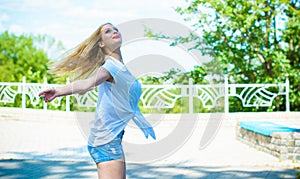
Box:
[103,56,126,71]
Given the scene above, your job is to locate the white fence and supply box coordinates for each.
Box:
[0,76,290,113]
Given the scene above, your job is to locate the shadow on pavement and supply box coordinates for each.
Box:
[0,159,97,179]
[0,159,298,179]
[127,163,298,179]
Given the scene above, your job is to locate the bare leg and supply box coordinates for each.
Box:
[96,159,126,179]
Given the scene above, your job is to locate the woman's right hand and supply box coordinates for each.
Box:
[39,88,57,103]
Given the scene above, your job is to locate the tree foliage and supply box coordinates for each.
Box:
[139,66,208,85]
[0,31,67,109]
[173,0,300,111]
[0,31,65,83]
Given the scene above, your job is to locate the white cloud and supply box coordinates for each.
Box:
[9,24,24,34]
[0,23,4,32]
[33,22,92,48]
[62,6,133,21]
[0,0,189,49]
[21,0,72,11]
[0,13,9,32]
[0,0,203,71]
[0,13,9,22]
[58,0,184,25]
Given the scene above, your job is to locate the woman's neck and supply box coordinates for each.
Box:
[106,50,122,63]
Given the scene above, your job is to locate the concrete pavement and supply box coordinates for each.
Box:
[0,108,299,178]
[0,159,298,179]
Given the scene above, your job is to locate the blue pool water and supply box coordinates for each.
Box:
[239,121,300,136]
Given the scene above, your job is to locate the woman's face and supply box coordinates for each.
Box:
[99,24,122,52]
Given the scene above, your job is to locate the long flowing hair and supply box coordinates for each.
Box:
[50,23,111,80]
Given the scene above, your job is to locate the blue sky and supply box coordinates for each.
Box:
[0,0,209,72]
[0,0,188,48]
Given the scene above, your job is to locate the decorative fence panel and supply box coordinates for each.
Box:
[0,76,290,113]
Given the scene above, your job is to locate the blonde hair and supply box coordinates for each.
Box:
[51,23,111,80]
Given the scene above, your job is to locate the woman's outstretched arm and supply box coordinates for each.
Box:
[39,67,111,102]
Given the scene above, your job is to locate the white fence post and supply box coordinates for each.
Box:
[66,78,70,112]
[286,78,290,112]
[43,77,48,110]
[224,75,229,113]
[189,78,194,114]
[22,76,26,109]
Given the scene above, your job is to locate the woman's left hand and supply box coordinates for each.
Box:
[39,88,57,102]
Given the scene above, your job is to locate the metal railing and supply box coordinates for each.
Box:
[0,76,289,113]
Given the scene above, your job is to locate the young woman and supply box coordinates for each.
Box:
[39,23,156,179]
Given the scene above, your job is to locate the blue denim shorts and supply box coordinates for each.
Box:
[88,130,125,163]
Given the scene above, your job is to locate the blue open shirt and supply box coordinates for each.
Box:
[88,56,156,146]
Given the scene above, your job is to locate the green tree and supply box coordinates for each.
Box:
[0,31,54,83]
[0,31,68,109]
[174,0,300,111]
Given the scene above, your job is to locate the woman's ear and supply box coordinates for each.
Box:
[98,42,105,48]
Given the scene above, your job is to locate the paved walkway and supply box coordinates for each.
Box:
[0,159,298,179]
[0,109,299,178]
